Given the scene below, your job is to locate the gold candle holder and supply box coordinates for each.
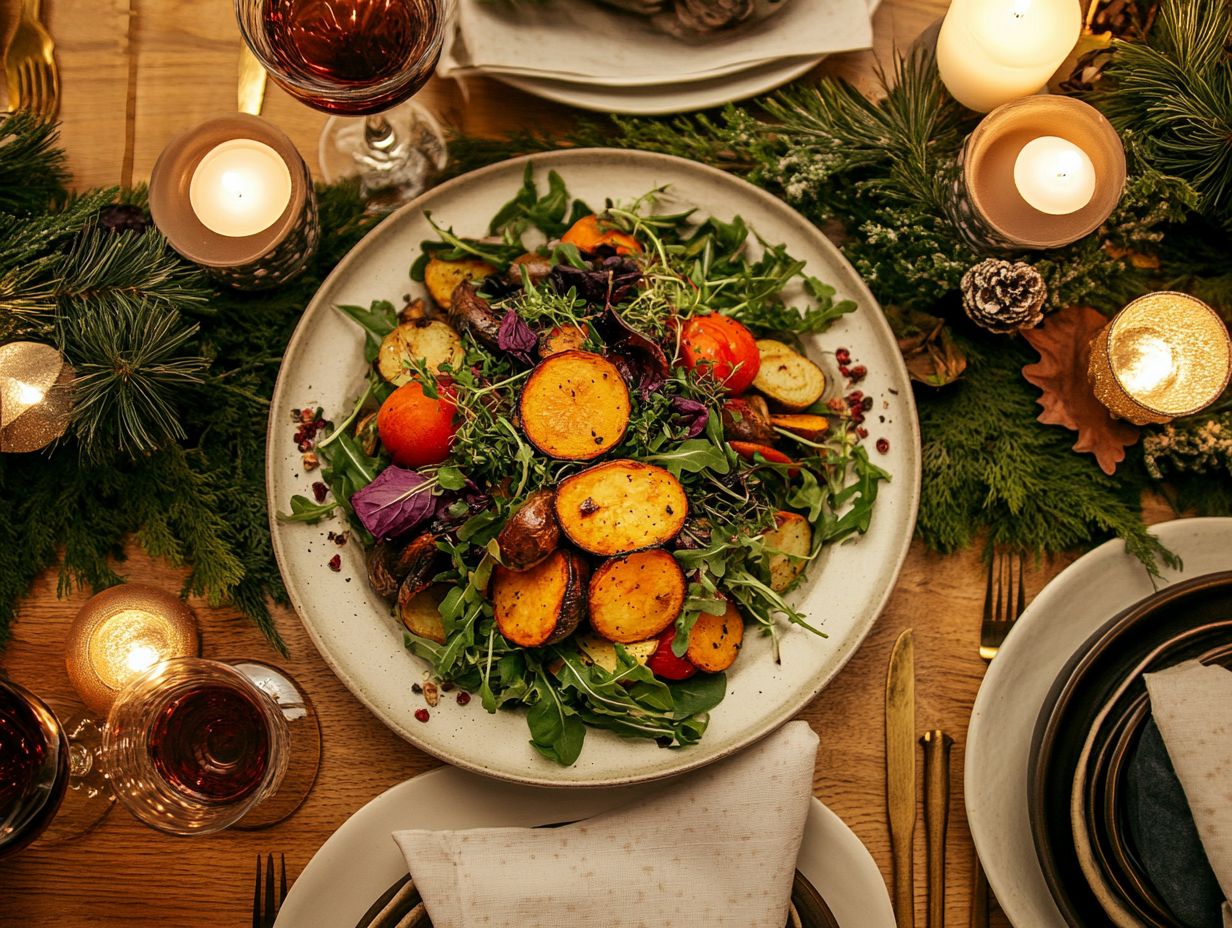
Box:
[148,115,319,291]
[65,584,201,713]
[1088,292,1232,426]
[0,341,74,453]
[952,96,1126,251]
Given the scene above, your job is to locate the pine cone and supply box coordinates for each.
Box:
[96,204,151,235]
[961,259,1048,334]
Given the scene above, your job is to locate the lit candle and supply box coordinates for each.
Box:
[149,115,319,291]
[1089,292,1232,426]
[1013,136,1096,215]
[937,0,1083,113]
[65,584,200,713]
[188,140,292,238]
[953,97,1126,250]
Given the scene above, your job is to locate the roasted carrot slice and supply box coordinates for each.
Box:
[768,413,830,442]
[729,440,799,476]
[555,459,688,556]
[685,601,744,672]
[561,214,642,256]
[519,350,631,461]
[588,549,686,644]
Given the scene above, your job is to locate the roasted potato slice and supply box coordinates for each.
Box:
[555,459,688,556]
[575,633,658,672]
[685,601,744,672]
[752,339,826,411]
[377,319,465,385]
[519,350,630,461]
[424,257,496,309]
[497,489,561,571]
[493,549,588,648]
[538,324,589,359]
[400,584,448,644]
[762,511,813,592]
[588,549,687,644]
[769,413,830,442]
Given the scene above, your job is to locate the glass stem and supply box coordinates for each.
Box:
[364,115,399,160]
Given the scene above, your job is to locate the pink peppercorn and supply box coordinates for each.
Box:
[415,708,430,723]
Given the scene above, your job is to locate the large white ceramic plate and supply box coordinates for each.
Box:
[965,517,1232,928]
[267,148,920,787]
[493,0,881,114]
[274,765,895,928]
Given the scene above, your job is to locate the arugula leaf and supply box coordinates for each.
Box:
[276,494,337,523]
[527,671,587,765]
[644,439,731,477]
[335,300,397,363]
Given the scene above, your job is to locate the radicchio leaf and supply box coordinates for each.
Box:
[351,466,437,540]
[497,310,538,364]
[670,396,710,439]
[598,308,670,398]
[550,256,641,308]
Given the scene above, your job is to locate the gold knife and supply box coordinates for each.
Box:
[238,43,267,115]
[921,730,954,928]
[886,628,916,928]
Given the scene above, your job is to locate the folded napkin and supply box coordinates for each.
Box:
[1145,661,1232,925]
[440,0,872,87]
[394,721,819,928]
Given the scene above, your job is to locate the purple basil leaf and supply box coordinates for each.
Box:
[497,310,538,364]
[550,257,641,308]
[595,308,670,398]
[670,396,710,438]
[352,466,437,540]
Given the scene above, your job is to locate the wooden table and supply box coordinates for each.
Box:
[0,1,1167,925]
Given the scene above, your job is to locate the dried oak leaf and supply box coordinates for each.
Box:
[1021,305,1140,476]
[886,306,968,387]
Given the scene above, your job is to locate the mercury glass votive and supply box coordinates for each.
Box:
[1088,293,1232,426]
[65,584,201,713]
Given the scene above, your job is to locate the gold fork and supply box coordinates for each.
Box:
[5,0,59,119]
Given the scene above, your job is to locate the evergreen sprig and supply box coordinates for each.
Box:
[0,112,69,215]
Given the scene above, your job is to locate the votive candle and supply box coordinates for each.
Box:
[936,0,1083,113]
[188,139,292,238]
[1088,293,1232,426]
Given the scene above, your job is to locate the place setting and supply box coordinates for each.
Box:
[3,0,1232,926]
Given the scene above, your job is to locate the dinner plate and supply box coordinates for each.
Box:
[965,517,1232,928]
[267,149,920,787]
[272,765,895,928]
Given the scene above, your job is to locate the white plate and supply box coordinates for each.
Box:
[267,148,920,787]
[486,0,881,114]
[274,765,895,928]
[965,517,1232,928]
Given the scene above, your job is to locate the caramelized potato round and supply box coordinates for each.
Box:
[424,257,495,309]
[555,460,688,556]
[493,550,588,648]
[685,601,744,672]
[588,549,686,644]
[497,489,561,571]
[519,350,630,461]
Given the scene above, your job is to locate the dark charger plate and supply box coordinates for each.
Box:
[1027,570,1232,928]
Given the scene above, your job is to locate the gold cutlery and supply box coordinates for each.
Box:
[4,0,57,118]
[238,43,268,115]
[886,627,916,928]
[921,730,954,928]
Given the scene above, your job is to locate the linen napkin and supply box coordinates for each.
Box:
[1144,661,1232,925]
[440,0,872,87]
[393,721,819,928]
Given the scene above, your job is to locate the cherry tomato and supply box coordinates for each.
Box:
[377,381,457,468]
[560,214,642,256]
[646,629,698,681]
[728,440,799,478]
[679,314,761,393]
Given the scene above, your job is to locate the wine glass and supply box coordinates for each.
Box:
[101,658,292,835]
[237,0,448,208]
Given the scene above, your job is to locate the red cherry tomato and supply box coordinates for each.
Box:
[646,629,698,681]
[377,381,457,468]
[679,314,760,393]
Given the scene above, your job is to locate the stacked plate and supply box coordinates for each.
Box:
[966,518,1232,928]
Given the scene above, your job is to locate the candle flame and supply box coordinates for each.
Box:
[126,643,162,674]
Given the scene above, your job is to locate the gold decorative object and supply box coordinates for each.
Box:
[1088,292,1232,426]
[0,341,73,453]
[64,584,201,713]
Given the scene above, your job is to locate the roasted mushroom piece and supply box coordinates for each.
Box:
[721,395,775,444]
[497,489,561,571]
[447,280,504,352]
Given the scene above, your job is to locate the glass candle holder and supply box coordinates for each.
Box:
[149,115,320,291]
[951,96,1126,251]
[1088,292,1232,425]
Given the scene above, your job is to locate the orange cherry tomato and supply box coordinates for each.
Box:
[377,381,457,468]
[728,440,799,477]
[679,314,761,394]
[560,214,642,256]
[646,629,698,681]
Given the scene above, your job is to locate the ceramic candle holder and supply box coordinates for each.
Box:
[951,96,1126,251]
[149,115,319,291]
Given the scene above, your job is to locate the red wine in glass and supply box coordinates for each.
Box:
[0,680,68,859]
[147,684,271,805]
[261,0,442,114]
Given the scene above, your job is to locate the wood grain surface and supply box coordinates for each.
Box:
[0,2,1170,926]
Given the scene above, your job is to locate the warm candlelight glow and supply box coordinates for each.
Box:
[1089,292,1232,425]
[13,380,46,406]
[189,139,292,238]
[86,610,176,691]
[937,0,1082,113]
[1013,136,1096,215]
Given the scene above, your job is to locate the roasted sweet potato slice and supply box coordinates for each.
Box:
[493,549,588,647]
[769,413,830,442]
[560,214,641,256]
[378,319,465,384]
[762,511,813,592]
[555,459,688,556]
[424,257,496,309]
[400,584,448,644]
[497,489,561,571]
[519,350,630,460]
[686,601,744,672]
[752,339,826,411]
[538,324,589,359]
[588,549,687,644]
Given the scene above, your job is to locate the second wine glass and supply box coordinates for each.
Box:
[237,0,448,208]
